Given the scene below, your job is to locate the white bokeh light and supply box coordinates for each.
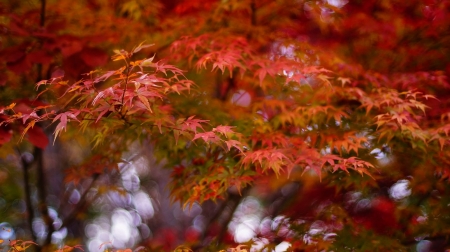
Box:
[133,191,154,219]
[231,90,251,107]
[234,222,256,243]
[327,0,348,8]
[389,179,411,201]
[229,196,263,243]
[275,241,291,252]
[111,209,132,243]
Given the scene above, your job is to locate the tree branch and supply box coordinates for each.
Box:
[19,149,37,243]
[217,186,250,243]
[39,0,46,27]
[59,174,100,230]
[35,0,49,238]
[250,0,257,26]
[36,0,46,82]
[34,147,54,249]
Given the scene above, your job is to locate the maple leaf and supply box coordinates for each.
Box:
[9,240,38,252]
[4,1,450,248]
[20,120,36,143]
[21,111,40,124]
[92,87,114,105]
[192,131,219,144]
[51,111,80,143]
[94,70,117,83]
[153,61,185,77]
[55,245,84,252]
[181,116,208,133]
[224,139,244,153]
[137,95,153,113]
[212,125,236,137]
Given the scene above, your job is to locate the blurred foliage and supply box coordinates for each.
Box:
[1,0,450,251]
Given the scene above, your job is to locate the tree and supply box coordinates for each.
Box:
[1,0,450,251]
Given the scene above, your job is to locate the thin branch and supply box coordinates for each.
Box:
[30,2,49,250]
[250,0,257,26]
[34,147,54,249]
[18,149,38,243]
[39,0,46,27]
[36,0,46,82]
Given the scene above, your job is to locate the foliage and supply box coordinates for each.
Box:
[1,0,450,251]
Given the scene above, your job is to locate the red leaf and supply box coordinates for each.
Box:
[27,51,53,65]
[1,46,26,62]
[63,54,90,78]
[0,72,7,86]
[137,95,153,113]
[52,111,80,142]
[94,71,116,83]
[182,116,208,133]
[57,35,83,57]
[8,17,30,36]
[95,106,111,123]
[26,126,49,149]
[213,125,235,137]
[193,131,219,143]
[14,102,33,114]
[45,20,67,33]
[80,47,109,67]
[0,118,12,145]
[6,54,31,74]
[224,139,243,152]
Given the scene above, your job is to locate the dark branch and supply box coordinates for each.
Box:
[19,149,37,243]
[34,147,54,249]
[59,174,100,230]
[250,0,257,26]
[217,186,250,243]
[39,0,46,27]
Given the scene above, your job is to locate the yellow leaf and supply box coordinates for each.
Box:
[20,120,36,142]
[112,54,126,61]
[6,103,16,110]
